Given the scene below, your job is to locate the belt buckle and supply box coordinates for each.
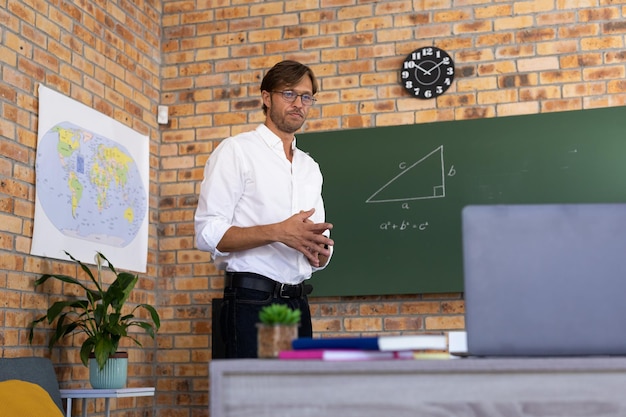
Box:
[279,283,290,298]
[279,283,302,298]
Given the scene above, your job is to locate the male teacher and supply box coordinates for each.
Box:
[194,60,334,358]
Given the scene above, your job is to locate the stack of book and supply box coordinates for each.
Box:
[279,334,450,361]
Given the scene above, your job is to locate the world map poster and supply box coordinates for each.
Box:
[31,85,149,272]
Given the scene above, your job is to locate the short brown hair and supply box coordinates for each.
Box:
[260,60,318,114]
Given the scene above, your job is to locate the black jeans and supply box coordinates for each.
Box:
[221,286,313,358]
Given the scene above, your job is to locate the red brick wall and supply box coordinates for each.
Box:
[1,0,162,416]
[3,1,626,416]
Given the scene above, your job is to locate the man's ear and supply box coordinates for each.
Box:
[261,90,272,109]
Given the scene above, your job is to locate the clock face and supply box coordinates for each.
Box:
[401,46,455,99]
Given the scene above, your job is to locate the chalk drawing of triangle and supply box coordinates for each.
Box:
[366,145,445,203]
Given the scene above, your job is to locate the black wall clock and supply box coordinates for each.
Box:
[400,46,455,99]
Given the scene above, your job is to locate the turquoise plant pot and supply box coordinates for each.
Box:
[88,352,128,389]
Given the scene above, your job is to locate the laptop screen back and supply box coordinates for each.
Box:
[462,204,626,356]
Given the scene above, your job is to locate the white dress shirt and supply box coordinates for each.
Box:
[194,124,331,284]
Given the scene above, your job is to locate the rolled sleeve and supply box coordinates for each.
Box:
[194,139,244,257]
[194,212,231,257]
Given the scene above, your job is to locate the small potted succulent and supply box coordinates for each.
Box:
[256,303,301,358]
[29,251,160,388]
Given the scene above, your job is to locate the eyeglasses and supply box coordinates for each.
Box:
[273,90,317,106]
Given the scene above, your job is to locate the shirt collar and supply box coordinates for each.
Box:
[257,123,296,151]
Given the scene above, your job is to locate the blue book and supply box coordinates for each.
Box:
[293,337,380,350]
[292,334,447,352]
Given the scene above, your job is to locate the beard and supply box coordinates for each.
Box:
[268,102,305,134]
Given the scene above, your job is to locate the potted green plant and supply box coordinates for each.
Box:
[256,303,301,358]
[29,251,160,388]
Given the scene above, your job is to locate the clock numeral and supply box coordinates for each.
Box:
[405,80,414,89]
[444,78,451,86]
[436,86,443,94]
[422,47,433,57]
[403,61,418,70]
[446,67,454,76]
[424,89,432,98]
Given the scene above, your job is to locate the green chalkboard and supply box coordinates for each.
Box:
[298,106,626,297]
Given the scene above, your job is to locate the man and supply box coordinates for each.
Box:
[194,60,334,358]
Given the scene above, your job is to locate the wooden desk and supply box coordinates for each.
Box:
[60,387,155,417]
[210,357,626,417]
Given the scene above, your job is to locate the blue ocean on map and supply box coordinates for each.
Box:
[36,121,147,247]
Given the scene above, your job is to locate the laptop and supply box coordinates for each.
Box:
[462,203,626,357]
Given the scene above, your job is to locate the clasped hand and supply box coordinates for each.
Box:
[283,208,333,267]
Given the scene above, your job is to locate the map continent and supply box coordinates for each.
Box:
[36,121,147,247]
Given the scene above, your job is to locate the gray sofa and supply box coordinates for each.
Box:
[0,357,64,413]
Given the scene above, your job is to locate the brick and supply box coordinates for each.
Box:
[156,349,190,363]
[559,24,600,38]
[435,10,472,22]
[383,316,423,331]
[497,101,540,116]
[608,79,626,94]
[441,300,465,314]
[425,315,465,330]
[284,0,318,12]
[477,89,518,104]
[518,28,557,43]
[0,229,14,252]
[0,213,22,236]
[583,65,625,81]
[497,44,535,58]
[537,40,578,55]
[514,0,555,14]
[312,318,342,332]
[250,2,284,16]
[560,53,603,68]
[499,73,538,88]
[359,303,399,315]
[579,6,619,21]
[520,86,564,101]
[455,106,496,120]
[173,335,209,348]
[581,35,624,50]
[0,288,20,307]
[540,69,582,83]
[537,10,576,25]
[320,20,356,35]
[603,20,626,34]
[343,317,383,332]
[401,301,442,315]
[8,0,35,25]
[456,20,493,35]
[375,1,415,14]
[394,13,430,27]
[416,23,454,38]
[376,111,415,126]
[605,50,626,64]
[495,15,535,31]
[517,56,560,72]
[0,329,19,346]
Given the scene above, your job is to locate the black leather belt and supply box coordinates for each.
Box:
[225,272,313,299]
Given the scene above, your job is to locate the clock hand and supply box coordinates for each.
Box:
[423,60,445,76]
[415,63,430,74]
